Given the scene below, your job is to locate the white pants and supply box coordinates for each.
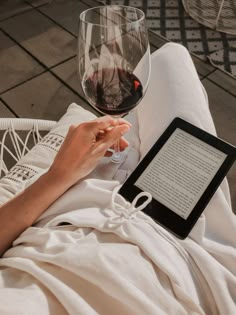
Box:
[136,43,232,207]
[95,42,235,246]
[1,43,235,315]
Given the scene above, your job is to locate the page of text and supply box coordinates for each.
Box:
[135,128,227,219]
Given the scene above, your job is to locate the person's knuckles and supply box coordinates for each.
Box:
[105,126,122,142]
[86,121,105,135]
[105,125,129,144]
[117,118,132,127]
[93,116,115,127]
[96,115,113,123]
[79,121,94,131]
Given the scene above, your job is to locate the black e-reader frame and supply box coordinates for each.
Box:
[119,117,236,239]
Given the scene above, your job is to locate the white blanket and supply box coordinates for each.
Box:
[0,44,235,315]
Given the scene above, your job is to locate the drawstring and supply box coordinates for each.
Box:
[104,187,190,262]
[104,186,152,229]
[104,188,208,313]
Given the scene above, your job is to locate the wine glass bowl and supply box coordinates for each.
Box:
[78,5,151,160]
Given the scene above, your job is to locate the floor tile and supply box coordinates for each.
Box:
[207,69,236,97]
[0,0,32,21]
[26,0,52,7]
[51,57,83,94]
[202,78,236,210]
[190,55,216,77]
[148,29,215,77]
[150,45,158,54]
[0,10,76,67]
[38,0,89,36]
[0,31,44,94]
[1,71,98,120]
[0,100,16,117]
[149,30,169,49]
[202,79,236,147]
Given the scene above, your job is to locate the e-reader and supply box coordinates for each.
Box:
[119,117,236,239]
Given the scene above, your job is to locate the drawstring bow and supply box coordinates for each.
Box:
[104,187,152,229]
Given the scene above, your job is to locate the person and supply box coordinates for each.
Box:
[0,116,131,256]
[0,43,235,315]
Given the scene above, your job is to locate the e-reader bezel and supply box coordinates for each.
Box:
[119,117,236,239]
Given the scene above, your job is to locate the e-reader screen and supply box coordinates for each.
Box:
[135,128,227,220]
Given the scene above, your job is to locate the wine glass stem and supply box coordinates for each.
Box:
[112,140,122,163]
[111,115,126,163]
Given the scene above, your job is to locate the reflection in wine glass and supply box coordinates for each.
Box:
[78,5,151,162]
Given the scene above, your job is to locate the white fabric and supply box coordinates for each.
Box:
[0,104,97,205]
[0,43,235,315]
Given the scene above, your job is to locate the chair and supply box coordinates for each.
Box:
[0,118,56,178]
[182,0,236,35]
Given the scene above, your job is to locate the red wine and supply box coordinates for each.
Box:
[82,68,143,115]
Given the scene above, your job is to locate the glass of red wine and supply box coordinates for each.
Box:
[78,5,150,162]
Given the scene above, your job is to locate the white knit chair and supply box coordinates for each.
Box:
[0,118,56,178]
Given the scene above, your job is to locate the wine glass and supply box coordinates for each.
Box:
[78,5,151,163]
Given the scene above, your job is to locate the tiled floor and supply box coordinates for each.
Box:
[0,0,235,210]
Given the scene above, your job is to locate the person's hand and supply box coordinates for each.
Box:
[49,116,131,187]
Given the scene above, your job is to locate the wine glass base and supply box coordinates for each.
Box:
[111,151,125,164]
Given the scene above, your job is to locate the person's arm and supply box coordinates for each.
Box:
[0,116,131,257]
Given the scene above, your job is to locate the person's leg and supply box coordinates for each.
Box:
[137,42,216,156]
[136,42,232,206]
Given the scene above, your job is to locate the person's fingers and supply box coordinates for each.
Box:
[96,126,130,145]
[104,137,129,157]
[88,116,132,135]
[95,115,131,127]
[109,137,129,151]
[104,124,130,148]
[77,117,114,138]
[116,117,132,127]
[94,115,115,124]
[87,116,117,134]
[93,124,130,155]
[119,137,129,151]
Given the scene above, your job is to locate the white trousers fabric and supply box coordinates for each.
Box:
[136,43,231,206]
[0,43,235,315]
